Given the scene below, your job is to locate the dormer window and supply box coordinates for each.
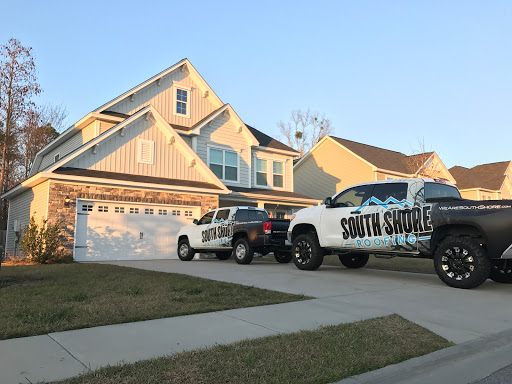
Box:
[173,84,191,118]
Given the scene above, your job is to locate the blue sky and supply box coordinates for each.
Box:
[1,0,510,169]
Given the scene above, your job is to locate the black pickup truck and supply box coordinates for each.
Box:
[176,206,291,264]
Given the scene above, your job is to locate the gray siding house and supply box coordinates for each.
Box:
[3,59,319,261]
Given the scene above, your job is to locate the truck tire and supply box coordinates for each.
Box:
[274,251,292,263]
[177,239,195,261]
[434,236,491,289]
[215,251,231,260]
[292,233,324,270]
[233,238,254,264]
[489,260,512,284]
[339,254,369,269]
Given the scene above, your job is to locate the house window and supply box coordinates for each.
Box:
[98,206,109,213]
[158,209,167,215]
[209,148,238,182]
[256,159,267,186]
[138,139,154,164]
[145,208,154,215]
[82,204,93,212]
[129,207,139,214]
[176,88,188,116]
[54,153,60,163]
[115,207,124,213]
[273,161,284,188]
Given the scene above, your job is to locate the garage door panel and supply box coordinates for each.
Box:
[74,201,199,261]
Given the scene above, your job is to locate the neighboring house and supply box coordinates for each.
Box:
[449,161,512,200]
[294,136,455,200]
[3,59,319,261]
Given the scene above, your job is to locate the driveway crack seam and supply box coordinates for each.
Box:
[47,334,91,372]
[219,313,282,334]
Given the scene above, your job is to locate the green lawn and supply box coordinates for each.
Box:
[56,314,451,384]
[323,254,435,274]
[0,264,307,340]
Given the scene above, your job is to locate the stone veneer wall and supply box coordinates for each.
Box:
[48,181,219,254]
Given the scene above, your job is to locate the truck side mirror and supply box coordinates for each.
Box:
[324,197,332,208]
[193,219,198,225]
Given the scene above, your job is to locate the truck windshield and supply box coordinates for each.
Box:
[425,183,461,200]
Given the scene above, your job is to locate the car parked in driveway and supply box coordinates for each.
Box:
[177,206,291,264]
[288,178,512,289]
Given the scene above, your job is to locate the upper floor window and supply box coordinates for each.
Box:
[273,161,284,188]
[209,148,238,182]
[173,84,191,118]
[256,159,267,186]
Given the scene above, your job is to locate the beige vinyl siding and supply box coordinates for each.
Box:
[459,190,479,200]
[105,71,218,129]
[5,181,49,256]
[196,114,250,187]
[66,118,207,182]
[37,120,113,173]
[294,139,375,200]
[252,150,293,192]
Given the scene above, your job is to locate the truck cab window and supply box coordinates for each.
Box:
[424,183,461,200]
[197,211,215,225]
[235,209,249,221]
[215,209,230,221]
[371,183,408,204]
[248,210,268,221]
[333,185,372,207]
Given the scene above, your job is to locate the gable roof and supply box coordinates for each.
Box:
[93,58,223,113]
[245,125,298,154]
[328,136,432,174]
[449,161,511,190]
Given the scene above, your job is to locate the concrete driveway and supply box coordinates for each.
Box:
[107,258,512,344]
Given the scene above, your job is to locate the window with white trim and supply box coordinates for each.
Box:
[172,210,181,216]
[158,209,167,215]
[82,204,93,212]
[176,88,188,116]
[98,206,109,213]
[145,208,154,215]
[209,148,238,182]
[273,161,284,188]
[184,210,193,217]
[115,207,124,213]
[256,158,268,186]
[129,207,139,214]
[138,139,154,164]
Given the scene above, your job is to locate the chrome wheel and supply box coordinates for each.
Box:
[179,243,189,258]
[235,244,246,259]
[441,246,475,281]
[294,240,312,265]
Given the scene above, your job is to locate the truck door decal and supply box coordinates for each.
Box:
[201,218,234,247]
[341,196,433,250]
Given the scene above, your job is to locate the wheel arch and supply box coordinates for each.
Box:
[291,223,319,243]
[431,224,485,253]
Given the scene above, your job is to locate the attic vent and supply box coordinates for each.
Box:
[138,139,154,164]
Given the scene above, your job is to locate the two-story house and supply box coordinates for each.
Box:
[3,59,319,261]
[449,161,512,200]
[294,136,455,200]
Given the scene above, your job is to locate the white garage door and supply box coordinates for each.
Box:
[74,200,200,261]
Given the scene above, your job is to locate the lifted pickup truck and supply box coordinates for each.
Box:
[177,206,291,264]
[288,178,512,289]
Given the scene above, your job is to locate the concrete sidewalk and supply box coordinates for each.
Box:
[0,297,388,383]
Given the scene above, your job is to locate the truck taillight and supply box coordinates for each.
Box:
[263,221,272,234]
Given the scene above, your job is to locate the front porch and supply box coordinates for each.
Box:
[220,187,320,219]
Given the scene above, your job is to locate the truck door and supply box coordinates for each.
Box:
[369,182,420,253]
[190,210,216,249]
[319,184,373,248]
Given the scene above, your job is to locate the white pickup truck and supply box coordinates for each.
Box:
[288,178,512,289]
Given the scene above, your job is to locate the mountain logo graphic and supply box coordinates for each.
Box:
[355,196,413,212]
[207,218,229,228]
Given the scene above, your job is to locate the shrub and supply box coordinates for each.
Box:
[19,217,71,264]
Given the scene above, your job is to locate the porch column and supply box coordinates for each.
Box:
[257,202,265,209]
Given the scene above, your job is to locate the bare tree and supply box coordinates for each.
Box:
[404,138,442,178]
[0,38,41,226]
[277,108,333,157]
[19,104,66,178]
